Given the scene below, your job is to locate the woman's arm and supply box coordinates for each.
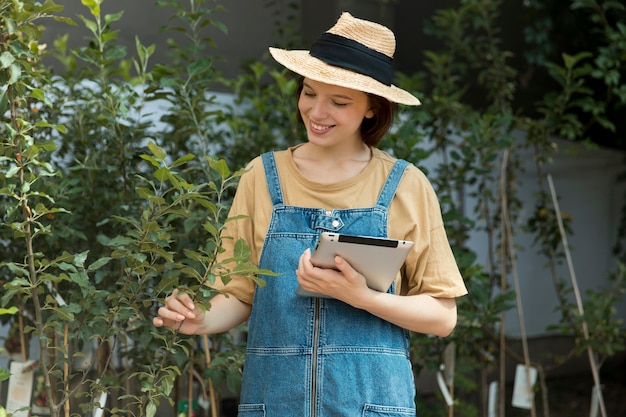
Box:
[296,248,457,337]
[153,289,252,335]
[350,290,457,337]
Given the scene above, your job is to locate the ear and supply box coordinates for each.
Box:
[365,108,375,119]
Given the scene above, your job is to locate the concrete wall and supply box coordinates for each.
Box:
[43,0,279,77]
[487,139,625,337]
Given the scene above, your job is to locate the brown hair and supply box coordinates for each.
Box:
[296,78,395,147]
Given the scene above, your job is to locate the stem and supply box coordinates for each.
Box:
[7,75,60,417]
[17,306,27,363]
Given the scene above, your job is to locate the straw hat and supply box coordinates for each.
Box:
[269,12,420,106]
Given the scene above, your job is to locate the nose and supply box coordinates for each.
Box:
[308,98,328,118]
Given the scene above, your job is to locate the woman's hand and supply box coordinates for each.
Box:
[296,248,458,337]
[153,289,252,335]
[153,289,207,335]
[296,248,374,305]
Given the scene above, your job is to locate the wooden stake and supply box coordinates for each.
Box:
[547,174,608,417]
[188,343,194,417]
[500,149,537,417]
[64,324,69,417]
[202,335,218,417]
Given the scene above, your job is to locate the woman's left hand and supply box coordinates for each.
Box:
[296,248,373,305]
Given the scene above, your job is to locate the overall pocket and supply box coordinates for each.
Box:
[363,403,416,416]
[237,403,265,417]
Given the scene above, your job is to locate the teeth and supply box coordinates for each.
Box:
[311,121,330,131]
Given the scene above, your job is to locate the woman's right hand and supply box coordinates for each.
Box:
[153,289,206,335]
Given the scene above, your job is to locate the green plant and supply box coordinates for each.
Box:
[522,0,626,371]
[384,0,625,416]
[1,1,269,416]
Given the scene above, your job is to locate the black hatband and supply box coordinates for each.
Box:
[309,33,393,86]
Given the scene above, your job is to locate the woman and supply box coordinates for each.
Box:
[154,12,467,416]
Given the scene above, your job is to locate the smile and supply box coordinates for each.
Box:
[310,121,334,133]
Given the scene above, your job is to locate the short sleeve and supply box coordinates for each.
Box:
[209,157,270,305]
[389,164,468,298]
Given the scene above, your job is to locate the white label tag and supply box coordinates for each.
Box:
[6,361,35,417]
[512,364,537,409]
[488,381,498,417]
[589,385,601,417]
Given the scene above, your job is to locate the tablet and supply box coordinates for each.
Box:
[296,232,414,298]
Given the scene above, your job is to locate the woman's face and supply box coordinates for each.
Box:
[298,78,374,148]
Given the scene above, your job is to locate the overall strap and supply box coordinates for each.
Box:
[261,152,284,206]
[375,159,410,208]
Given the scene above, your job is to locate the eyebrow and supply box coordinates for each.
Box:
[302,81,355,101]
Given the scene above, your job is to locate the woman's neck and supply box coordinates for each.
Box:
[291,142,372,183]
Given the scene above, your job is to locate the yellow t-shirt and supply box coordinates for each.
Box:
[212,146,468,304]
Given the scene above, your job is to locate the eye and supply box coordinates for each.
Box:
[302,90,315,97]
[332,101,348,107]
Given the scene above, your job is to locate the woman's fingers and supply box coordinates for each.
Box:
[167,289,195,311]
[153,289,198,329]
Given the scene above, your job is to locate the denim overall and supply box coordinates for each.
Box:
[237,152,416,417]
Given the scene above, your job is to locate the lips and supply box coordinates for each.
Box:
[310,120,334,134]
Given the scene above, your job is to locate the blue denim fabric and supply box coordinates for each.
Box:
[238,152,416,417]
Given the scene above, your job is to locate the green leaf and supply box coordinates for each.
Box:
[77,14,98,36]
[0,371,10,387]
[53,16,77,26]
[145,400,157,417]
[154,167,169,182]
[29,88,50,104]
[58,262,78,273]
[187,57,213,77]
[7,63,21,84]
[140,154,161,168]
[33,121,66,135]
[209,158,231,177]
[0,307,18,315]
[88,257,112,272]
[562,51,592,69]
[5,165,20,178]
[147,141,166,161]
[104,11,124,25]
[0,51,15,69]
[136,187,154,199]
[107,236,134,247]
[212,20,228,35]
[81,0,101,18]
[73,251,89,268]
[171,153,195,168]
[69,271,90,288]
[154,275,180,294]
[38,0,65,14]
[53,306,75,321]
